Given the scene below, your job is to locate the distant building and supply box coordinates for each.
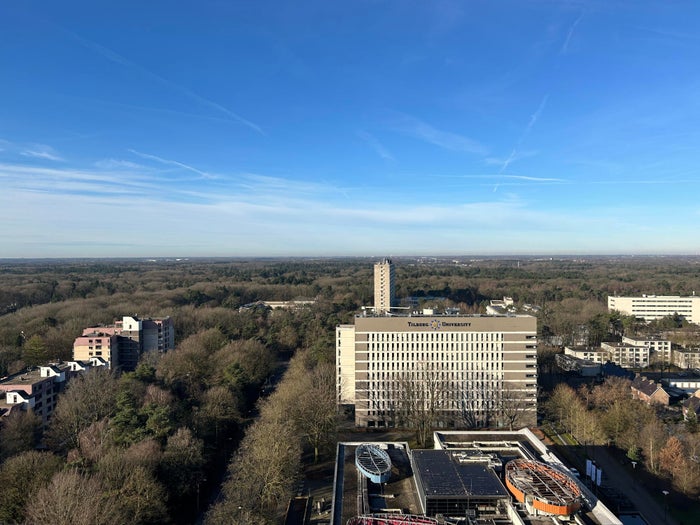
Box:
[662,376,700,394]
[73,316,174,371]
[373,258,395,314]
[622,335,671,365]
[631,375,670,406]
[555,353,601,377]
[601,342,650,368]
[0,364,75,425]
[608,295,700,324]
[673,348,700,369]
[262,300,315,309]
[564,346,607,364]
[73,332,120,369]
[682,391,700,420]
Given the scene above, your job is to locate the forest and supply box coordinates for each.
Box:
[1,255,700,523]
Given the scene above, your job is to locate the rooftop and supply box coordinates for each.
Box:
[412,450,508,498]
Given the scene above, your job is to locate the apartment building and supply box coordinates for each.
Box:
[622,335,671,363]
[73,315,175,371]
[600,342,650,368]
[0,360,109,425]
[564,346,607,364]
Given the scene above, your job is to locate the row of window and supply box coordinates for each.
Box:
[365,332,505,342]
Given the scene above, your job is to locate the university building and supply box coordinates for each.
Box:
[337,260,538,429]
[608,294,700,324]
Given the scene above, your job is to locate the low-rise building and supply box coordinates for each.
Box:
[631,375,671,406]
[622,335,671,365]
[0,360,107,426]
[564,346,607,364]
[601,342,649,368]
[0,365,67,426]
[682,391,700,420]
[674,348,700,369]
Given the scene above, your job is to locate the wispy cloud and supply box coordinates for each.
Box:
[95,158,147,170]
[503,175,565,182]
[128,149,216,179]
[498,95,548,173]
[635,26,700,42]
[561,13,584,54]
[64,29,264,135]
[357,131,394,161]
[394,114,487,154]
[20,144,64,162]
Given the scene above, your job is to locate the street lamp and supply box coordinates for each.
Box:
[662,490,669,522]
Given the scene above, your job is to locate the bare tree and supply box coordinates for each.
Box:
[498,386,531,431]
[45,367,119,452]
[0,451,63,524]
[0,410,41,460]
[206,419,301,523]
[296,362,338,462]
[26,470,124,525]
[395,361,449,446]
[640,417,667,475]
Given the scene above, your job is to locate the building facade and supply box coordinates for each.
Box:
[373,258,395,314]
[608,295,700,324]
[337,313,538,429]
[73,332,120,369]
[600,342,650,368]
[563,346,607,364]
[73,315,174,371]
[622,335,671,365]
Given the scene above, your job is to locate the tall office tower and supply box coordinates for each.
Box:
[374,258,395,314]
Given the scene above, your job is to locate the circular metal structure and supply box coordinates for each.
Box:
[355,444,392,484]
[505,459,582,516]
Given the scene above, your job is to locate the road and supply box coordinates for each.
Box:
[592,446,679,525]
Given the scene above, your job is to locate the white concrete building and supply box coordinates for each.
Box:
[600,342,650,368]
[564,346,607,364]
[622,335,671,365]
[608,295,700,324]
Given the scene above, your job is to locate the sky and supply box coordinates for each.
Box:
[2,0,700,258]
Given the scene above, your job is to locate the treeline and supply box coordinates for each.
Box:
[4,256,700,376]
[545,378,700,497]
[205,350,337,524]
[0,324,274,523]
[3,257,700,520]
[0,297,343,524]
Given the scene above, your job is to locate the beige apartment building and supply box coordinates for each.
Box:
[373,258,395,314]
[73,315,175,371]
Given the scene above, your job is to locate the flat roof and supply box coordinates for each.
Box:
[412,450,508,498]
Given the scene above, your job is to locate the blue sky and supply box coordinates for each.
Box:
[2,1,700,257]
